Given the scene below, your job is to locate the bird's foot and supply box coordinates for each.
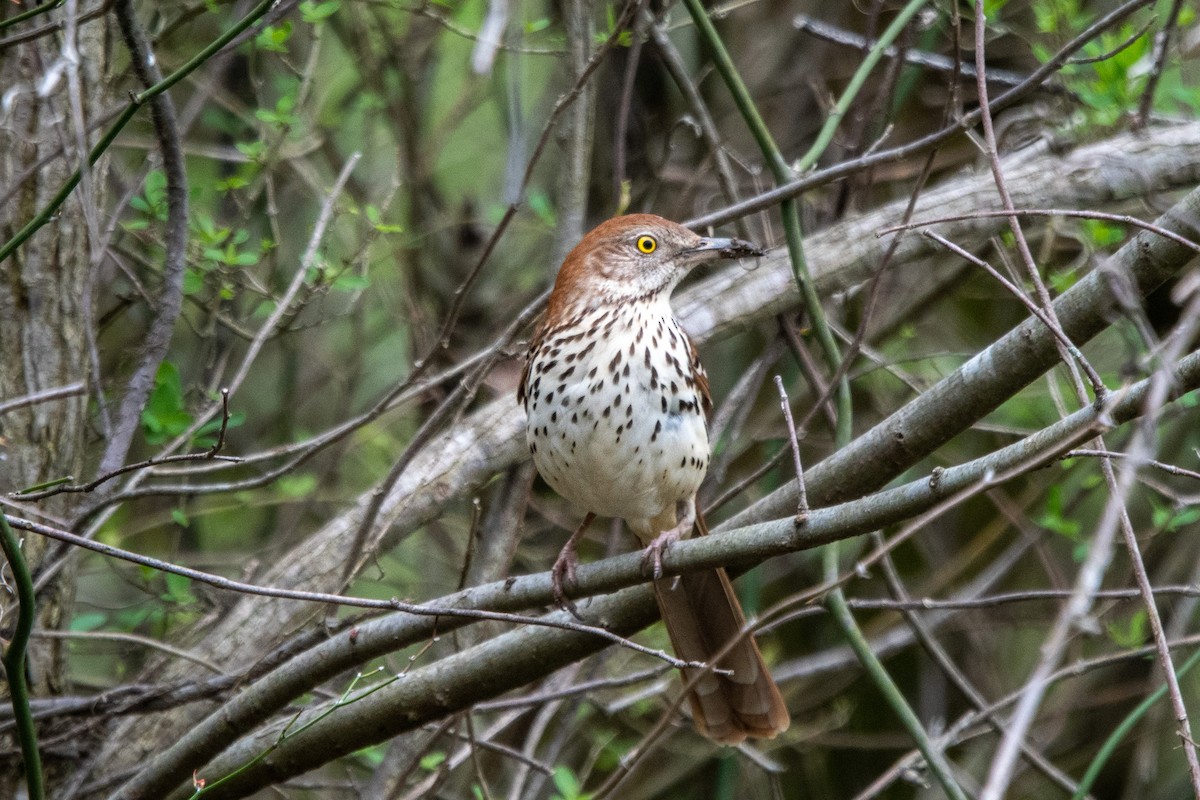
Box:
[641,524,686,581]
[551,545,583,620]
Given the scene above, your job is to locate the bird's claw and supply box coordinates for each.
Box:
[551,547,583,620]
[641,527,684,580]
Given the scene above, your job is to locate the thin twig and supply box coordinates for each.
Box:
[792,13,1073,96]
[1135,0,1185,127]
[773,375,808,519]
[32,629,228,676]
[14,390,236,501]
[1063,449,1200,482]
[0,382,87,416]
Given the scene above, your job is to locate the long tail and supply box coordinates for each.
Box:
[653,566,790,744]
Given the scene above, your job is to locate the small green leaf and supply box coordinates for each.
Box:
[183,269,205,296]
[1036,485,1081,539]
[70,612,108,632]
[162,572,197,605]
[528,190,556,227]
[1083,219,1125,248]
[333,273,370,292]
[236,140,266,160]
[216,175,249,191]
[419,752,446,771]
[255,21,293,52]
[1106,611,1147,648]
[551,766,591,800]
[300,0,340,23]
[193,411,245,449]
[278,473,318,498]
[171,508,190,528]
[142,362,194,445]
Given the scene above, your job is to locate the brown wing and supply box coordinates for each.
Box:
[686,332,712,420]
[517,316,547,408]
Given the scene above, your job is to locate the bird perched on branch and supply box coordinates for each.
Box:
[519,213,790,744]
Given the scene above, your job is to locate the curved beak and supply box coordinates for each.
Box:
[686,236,766,260]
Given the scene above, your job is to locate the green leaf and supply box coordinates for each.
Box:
[1158,504,1200,533]
[1083,219,1125,248]
[142,362,194,445]
[183,269,205,296]
[216,175,249,191]
[193,411,245,449]
[278,473,318,498]
[419,752,446,771]
[235,140,266,160]
[551,766,591,800]
[1106,610,1147,649]
[356,743,388,768]
[300,0,340,23]
[131,169,169,221]
[333,273,370,292]
[69,612,108,632]
[255,21,293,52]
[162,571,197,605]
[171,508,190,528]
[528,190,556,227]
[1037,485,1081,539]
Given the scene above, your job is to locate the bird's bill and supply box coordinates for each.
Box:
[687,236,766,260]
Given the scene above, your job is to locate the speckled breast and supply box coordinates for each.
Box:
[522,301,710,528]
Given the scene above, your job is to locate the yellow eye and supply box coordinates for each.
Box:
[636,235,657,254]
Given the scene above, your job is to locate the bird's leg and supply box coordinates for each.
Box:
[641,500,695,581]
[552,513,595,618]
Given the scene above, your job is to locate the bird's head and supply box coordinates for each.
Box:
[548,214,764,313]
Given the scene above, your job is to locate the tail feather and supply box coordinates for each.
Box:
[653,567,790,744]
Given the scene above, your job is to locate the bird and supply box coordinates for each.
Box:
[519,213,790,745]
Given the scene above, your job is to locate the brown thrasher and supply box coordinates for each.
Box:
[519,213,790,744]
